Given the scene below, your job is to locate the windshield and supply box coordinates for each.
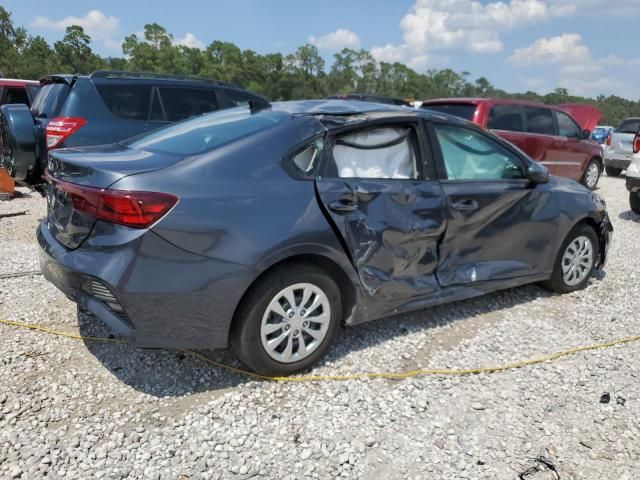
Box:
[616,119,640,134]
[421,103,477,121]
[123,107,286,155]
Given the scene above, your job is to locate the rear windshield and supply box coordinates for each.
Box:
[616,119,640,134]
[421,103,477,121]
[123,107,286,155]
[30,83,70,118]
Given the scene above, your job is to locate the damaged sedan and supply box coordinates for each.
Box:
[38,100,613,375]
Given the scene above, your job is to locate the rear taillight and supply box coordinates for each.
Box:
[634,133,640,154]
[45,173,178,228]
[605,132,612,146]
[46,117,87,149]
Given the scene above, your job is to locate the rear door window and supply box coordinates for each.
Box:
[30,83,70,118]
[330,127,418,179]
[555,111,581,138]
[158,87,220,121]
[95,84,152,121]
[488,105,524,132]
[421,103,477,121]
[524,107,555,136]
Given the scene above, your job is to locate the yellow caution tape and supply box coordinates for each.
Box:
[1,317,639,382]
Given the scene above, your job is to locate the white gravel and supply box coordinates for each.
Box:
[1,175,639,479]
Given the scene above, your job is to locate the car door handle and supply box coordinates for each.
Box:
[451,199,479,211]
[328,198,358,213]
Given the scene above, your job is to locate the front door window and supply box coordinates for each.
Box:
[433,124,525,181]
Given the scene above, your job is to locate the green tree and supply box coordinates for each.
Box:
[0,6,19,76]
[54,25,99,73]
[1,7,639,123]
[16,35,58,79]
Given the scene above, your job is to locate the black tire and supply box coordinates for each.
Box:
[541,224,599,294]
[630,192,640,214]
[231,264,342,376]
[581,159,601,190]
[605,166,622,177]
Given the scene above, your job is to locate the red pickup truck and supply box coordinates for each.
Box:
[421,98,603,190]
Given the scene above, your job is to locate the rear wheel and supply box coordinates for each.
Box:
[542,224,599,294]
[581,159,601,190]
[605,166,622,177]
[231,264,342,376]
[630,192,640,214]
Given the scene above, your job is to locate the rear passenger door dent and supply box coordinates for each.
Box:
[316,120,448,302]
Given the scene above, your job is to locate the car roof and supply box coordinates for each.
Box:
[0,79,39,86]
[326,93,411,106]
[41,71,235,88]
[268,99,471,127]
[39,71,265,100]
[422,97,571,111]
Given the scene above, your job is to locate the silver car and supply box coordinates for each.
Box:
[604,117,640,176]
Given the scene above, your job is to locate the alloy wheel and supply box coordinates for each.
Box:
[260,283,331,363]
[561,235,594,286]
[585,162,599,189]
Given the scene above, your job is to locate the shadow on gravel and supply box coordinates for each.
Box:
[78,309,247,397]
[79,282,556,397]
[618,210,640,223]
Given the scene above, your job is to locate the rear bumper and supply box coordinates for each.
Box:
[604,157,631,169]
[38,221,254,349]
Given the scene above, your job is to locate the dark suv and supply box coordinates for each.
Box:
[0,71,267,183]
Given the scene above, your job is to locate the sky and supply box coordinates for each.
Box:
[5,0,640,99]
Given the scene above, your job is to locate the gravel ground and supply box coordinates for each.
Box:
[1,175,639,480]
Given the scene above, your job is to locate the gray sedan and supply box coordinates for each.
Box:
[38,100,612,375]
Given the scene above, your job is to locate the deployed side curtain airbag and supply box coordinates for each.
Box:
[334,128,416,179]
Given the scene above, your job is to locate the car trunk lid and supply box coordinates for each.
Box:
[556,104,601,132]
[45,144,181,249]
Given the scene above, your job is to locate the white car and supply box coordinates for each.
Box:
[626,133,640,213]
[605,118,640,176]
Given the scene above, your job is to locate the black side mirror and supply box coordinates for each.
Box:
[581,129,591,140]
[527,162,549,184]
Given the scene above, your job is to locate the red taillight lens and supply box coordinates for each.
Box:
[634,134,640,154]
[46,117,87,149]
[46,174,178,228]
[605,132,612,146]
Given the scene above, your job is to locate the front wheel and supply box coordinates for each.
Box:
[630,192,640,214]
[605,165,622,177]
[542,224,599,294]
[581,159,601,190]
[231,264,342,376]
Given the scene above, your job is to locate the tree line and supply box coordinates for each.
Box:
[1,7,638,126]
